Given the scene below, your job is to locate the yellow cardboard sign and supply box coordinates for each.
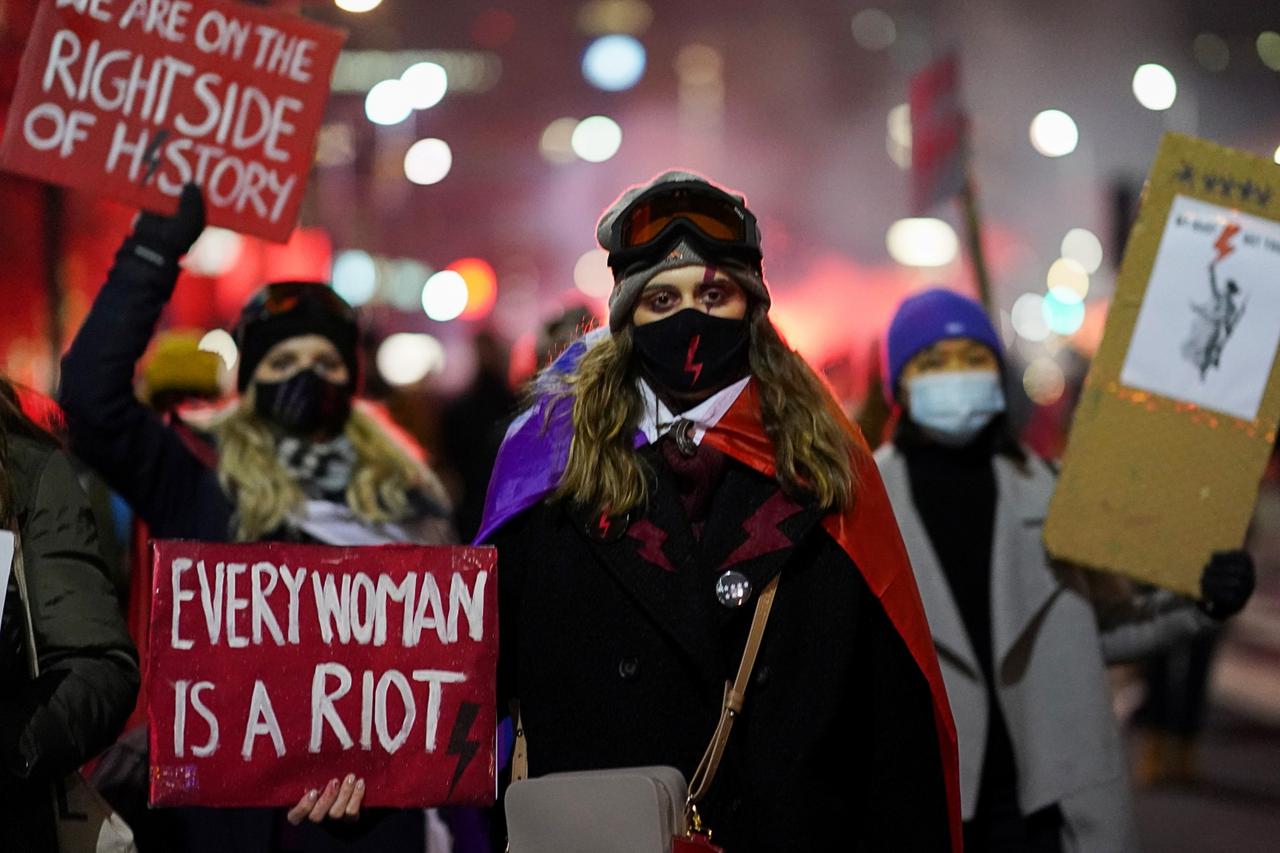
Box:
[1045,133,1280,596]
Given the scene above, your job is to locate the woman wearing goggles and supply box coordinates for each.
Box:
[480,171,963,851]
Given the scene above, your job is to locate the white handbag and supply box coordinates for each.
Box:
[11,531,138,853]
[503,575,779,853]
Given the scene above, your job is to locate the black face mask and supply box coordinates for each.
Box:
[254,369,352,438]
[632,309,749,394]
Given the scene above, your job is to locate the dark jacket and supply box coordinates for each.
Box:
[491,443,950,852]
[0,435,140,853]
[61,244,233,542]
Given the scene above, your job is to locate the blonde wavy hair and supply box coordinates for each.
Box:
[555,308,861,517]
[212,390,438,541]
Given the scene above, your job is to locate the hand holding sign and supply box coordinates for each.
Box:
[0,0,346,242]
[285,773,365,826]
[129,182,205,268]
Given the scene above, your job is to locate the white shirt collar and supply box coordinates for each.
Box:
[636,376,750,447]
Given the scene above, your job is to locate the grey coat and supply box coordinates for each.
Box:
[876,444,1211,853]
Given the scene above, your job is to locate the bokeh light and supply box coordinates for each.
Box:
[850,9,896,51]
[365,79,412,125]
[1060,228,1104,273]
[376,333,445,386]
[571,116,623,162]
[404,138,453,185]
[198,329,238,370]
[384,259,432,311]
[1047,258,1090,302]
[1274,145,1280,165]
[1257,32,1280,71]
[1192,33,1229,72]
[421,270,469,322]
[577,0,654,36]
[573,249,614,297]
[1042,288,1086,335]
[1023,357,1066,406]
[675,44,723,84]
[185,227,243,276]
[1132,63,1177,110]
[887,103,911,169]
[1011,293,1050,342]
[331,250,378,306]
[1029,109,1078,157]
[885,218,958,267]
[539,117,579,164]
[582,34,647,91]
[400,62,448,110]
[449,258,498,319]
[335,0,382,12]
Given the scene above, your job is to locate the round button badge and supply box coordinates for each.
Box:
[715,570,753,608]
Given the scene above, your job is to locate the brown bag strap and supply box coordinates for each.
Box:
[508,574,780,799]
[686,574,778,805]
[510,700,529,783]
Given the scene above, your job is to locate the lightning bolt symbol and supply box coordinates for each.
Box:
[1213,222,1241,263]
[598,512,611,536]
[720,491,804,569]
[684,334,704,386]
[627,519,675,571]
[141,129,170,185]
[445,702,481,797]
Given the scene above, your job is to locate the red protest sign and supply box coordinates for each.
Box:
[909,54,968,216]
[146,541,498,808]
[0,0,345,242]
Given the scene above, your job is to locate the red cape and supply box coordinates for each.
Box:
[702,382,963,851]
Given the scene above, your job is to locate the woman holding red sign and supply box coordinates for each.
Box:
[60,185,457,852]
[478,172,963,851]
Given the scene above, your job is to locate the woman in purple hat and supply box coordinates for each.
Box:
[876,287,1255,853]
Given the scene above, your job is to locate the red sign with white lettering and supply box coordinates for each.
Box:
[146,540,498,808]
[0,0,345,241]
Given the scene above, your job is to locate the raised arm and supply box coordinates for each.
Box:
[59,186,226,538]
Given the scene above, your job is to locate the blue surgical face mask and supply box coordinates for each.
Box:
[906,370,1006,447]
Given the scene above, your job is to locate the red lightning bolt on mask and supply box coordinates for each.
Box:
[684,334,704,386]
[1213,223,1242,263]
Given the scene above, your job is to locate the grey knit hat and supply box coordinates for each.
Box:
[596,170,770,331]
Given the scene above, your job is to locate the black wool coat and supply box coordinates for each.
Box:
[491,445,951,852]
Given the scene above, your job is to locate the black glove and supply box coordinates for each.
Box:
[127,182,205,266]
[1198,549,1256,620]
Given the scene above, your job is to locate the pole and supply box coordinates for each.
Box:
[42,185,66,395]
[958,173,993,312]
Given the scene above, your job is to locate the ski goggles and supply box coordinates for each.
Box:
[606,183,762,270]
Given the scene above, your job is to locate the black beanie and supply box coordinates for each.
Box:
[234,282,360,391]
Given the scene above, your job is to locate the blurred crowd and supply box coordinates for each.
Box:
[2,174,1275,853]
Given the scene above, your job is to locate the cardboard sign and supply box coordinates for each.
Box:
[146,541,498,808]
[1045,133,1280,595]
[0,0,345,242]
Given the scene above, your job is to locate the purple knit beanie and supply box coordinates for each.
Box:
[883,288,1002,403]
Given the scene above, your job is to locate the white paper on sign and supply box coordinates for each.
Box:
[0,531,13,628]
[1120,194,1280,421]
